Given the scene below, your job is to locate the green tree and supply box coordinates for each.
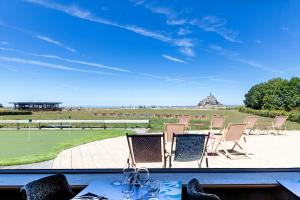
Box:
[244,77,300,111]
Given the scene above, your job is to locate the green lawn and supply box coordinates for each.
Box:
[1,109,300,131]
[0,130,131,166]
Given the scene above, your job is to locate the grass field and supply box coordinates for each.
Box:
[1,108,300,131]
[0,130,131,166]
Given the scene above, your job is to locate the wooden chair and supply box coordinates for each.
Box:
[164,123,186,143]
[177,116,190,130]
[210,116,225,134]
[213,123,249,159]
[270,116,288,135]
[126,133,167,168]
[244,116,259,135]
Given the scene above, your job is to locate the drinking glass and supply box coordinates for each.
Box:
[122,182,135,200]
[136,168,149,200]
[123,163,136,183]
[146,180,160,200]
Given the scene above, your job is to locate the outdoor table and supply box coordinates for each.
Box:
[72,180,182,200]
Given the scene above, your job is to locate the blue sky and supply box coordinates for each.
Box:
[0,0,300,106]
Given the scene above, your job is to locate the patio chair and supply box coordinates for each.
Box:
[177,115,190,130]
[20,174,74,200]
[244,116,259,135]
[210,116,225,134]
[126,133,168,168]
[169,133,209,168]
[213,123,249,159]
[164,123,186,143]
[269,116,288,135]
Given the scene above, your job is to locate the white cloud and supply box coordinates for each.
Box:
[192,16,241,43]
[24,0,195,57]
[208,45,280,73]
[177,28,192,36]
[210,78,237,84]
[162,54,186,63]
[0,47,130,73]
[0,56,116,75]
[179,47,195,57]
[0,21,76,53]
[254,40,262,44]
[280,26,289,31]
[0,41,9,45]
[36,35,76,53]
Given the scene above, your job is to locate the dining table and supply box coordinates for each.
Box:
[72,179,182,200]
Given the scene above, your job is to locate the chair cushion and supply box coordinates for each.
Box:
[187,178,220,200]
[20,174,74,200]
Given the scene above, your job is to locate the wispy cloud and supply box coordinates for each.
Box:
[24,0,195,57]
[0,41,9,45]
[162,54,187,63]
[0,47,130,72]
[191,16,241,43]
[254,40,262,44]
[280,26,289,31]
[177,27,192,36]
[130,1,240,43]
[36,35,76,53]
[208,45,281,73]
[0,56,116,75]
[210,78,237,84]
[0,21,76,53]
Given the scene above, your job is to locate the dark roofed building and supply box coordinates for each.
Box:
[10,102,62,111]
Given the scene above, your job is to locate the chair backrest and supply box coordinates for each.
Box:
[172,134,208,162]
[223,123,247,141]
[126,134,165,165]
[274,116,288,129]
[211,116,225,129]
[244,116,259,129]
[178,116,190,128]
[20,174,74,200]
[164,123,186,142]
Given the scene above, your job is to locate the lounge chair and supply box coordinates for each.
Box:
[164,123,186,143]
[210,116,225,134]
[20,174,74,200]
[269,116,288,135]
[244,116,259,135]
[126,133,167,168]
[177,115,190,130]
[213,123,249,159]
[169,133,209,168]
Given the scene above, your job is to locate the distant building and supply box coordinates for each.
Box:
[10,102,62,111]
[198,93,222,108]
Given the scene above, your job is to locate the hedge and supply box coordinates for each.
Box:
[238,106,300,122]
[0,111,32,116]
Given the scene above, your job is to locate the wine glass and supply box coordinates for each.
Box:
[122,182,135,200]
[136,168,149,200]
[146,180,160,200]
[123,163,136,183]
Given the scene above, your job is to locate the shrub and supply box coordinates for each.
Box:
[239,106,300,122]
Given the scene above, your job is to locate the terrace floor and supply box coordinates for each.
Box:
[51,131,300,169]
[2,131,300,169]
